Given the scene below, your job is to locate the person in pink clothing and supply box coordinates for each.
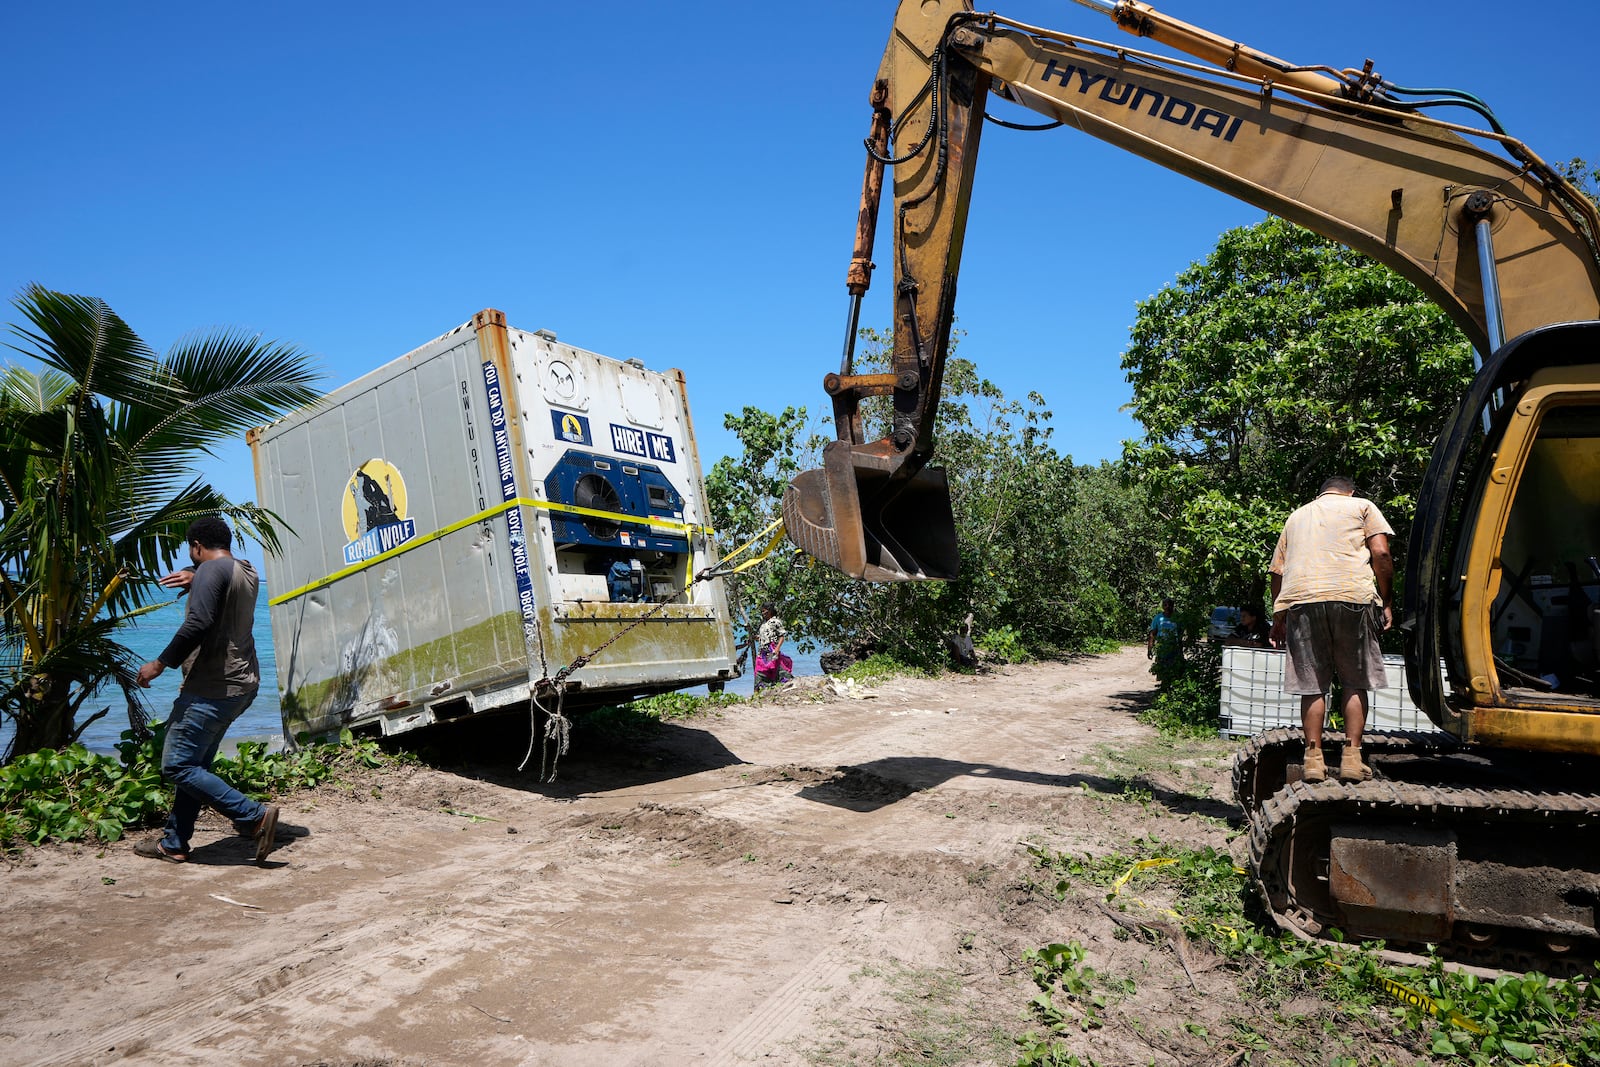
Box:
[753,602,793,690]
[1269,476,1395,784]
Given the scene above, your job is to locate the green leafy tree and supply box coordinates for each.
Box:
[0,286,322,760]
[706,328,1159,667]
[1051,461,1163,645]
[704,403,824,658]
[1557,157,1599,201]
[1121,216,1473,627]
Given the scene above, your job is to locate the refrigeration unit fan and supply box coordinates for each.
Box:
[573,473,622,539]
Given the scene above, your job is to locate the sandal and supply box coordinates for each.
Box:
[134,837,188,863]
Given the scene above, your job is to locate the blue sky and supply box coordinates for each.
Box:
[5,1,1597,569]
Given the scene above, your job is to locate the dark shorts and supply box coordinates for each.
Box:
[1282,601,1387,696]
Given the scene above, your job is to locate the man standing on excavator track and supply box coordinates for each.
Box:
[1269,476,1395,783]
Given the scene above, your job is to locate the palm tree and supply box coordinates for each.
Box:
[0,285,322,760]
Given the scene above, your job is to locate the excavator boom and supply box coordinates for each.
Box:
[784,0,1600,582]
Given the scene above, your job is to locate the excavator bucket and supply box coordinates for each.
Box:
[781,443,959,581]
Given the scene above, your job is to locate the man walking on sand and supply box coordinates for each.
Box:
[133,516,279,864]
[1269,476,1395,783]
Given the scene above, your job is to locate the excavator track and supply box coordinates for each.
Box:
[1232,728,1458,813]
[1233,730,1600,976]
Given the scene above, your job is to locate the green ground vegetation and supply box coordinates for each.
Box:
[0,725,394,849]
[811,962,1014,1067]
[1012,716,1600,1065]
[1020,838,1600,1066]
[2,668,943,849]
[831,653,933,685]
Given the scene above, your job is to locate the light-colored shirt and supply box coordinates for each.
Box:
[1270,493,1393,612]
[757,615,786,650]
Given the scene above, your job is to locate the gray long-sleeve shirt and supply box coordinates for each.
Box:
[157,556,260,698]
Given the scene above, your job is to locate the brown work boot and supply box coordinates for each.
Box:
[1302,746,1326,783]
[1339,746,1373,783]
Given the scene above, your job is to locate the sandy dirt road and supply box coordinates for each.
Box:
[1,648,1261,1066]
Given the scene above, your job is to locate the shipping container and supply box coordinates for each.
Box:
[249,309,739,743]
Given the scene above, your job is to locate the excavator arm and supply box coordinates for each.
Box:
[787,2,1600,968]
[783,0,1600,582]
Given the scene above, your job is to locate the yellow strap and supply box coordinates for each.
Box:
[539,497,702,534]
[269,496,713,607]
[707,517,787,576]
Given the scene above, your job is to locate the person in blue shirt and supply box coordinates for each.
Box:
[1147,597,1182,671]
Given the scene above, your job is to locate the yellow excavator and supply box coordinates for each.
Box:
[782,0,1600,971]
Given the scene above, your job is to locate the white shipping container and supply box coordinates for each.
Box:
[249,310,739,743]
[1219,645,1442,737]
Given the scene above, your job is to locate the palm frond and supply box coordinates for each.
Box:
[116,330,322,459]
[117,483,294,558]
[0,405,59,511]
[0,619,147,719]
[111,477,227,577]
[0,366,75,413]
[6,285,183,411]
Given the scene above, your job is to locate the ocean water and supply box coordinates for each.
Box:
[75,591,284,755]
[689,645,824,699]
[47,593,820,755]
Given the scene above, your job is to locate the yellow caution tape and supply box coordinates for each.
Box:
[1106,858,1188,926]
[1112,857,1177,890]
[269,496,714,607]
[1362,970,1484,1035]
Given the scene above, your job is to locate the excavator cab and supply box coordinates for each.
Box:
[1408,322,1600,752]
[783,442,960,582]
[1478,392,1600,696]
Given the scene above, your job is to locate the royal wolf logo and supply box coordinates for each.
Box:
[340,459,417,565]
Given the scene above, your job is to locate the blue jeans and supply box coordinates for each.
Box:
[159,691,265,853]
